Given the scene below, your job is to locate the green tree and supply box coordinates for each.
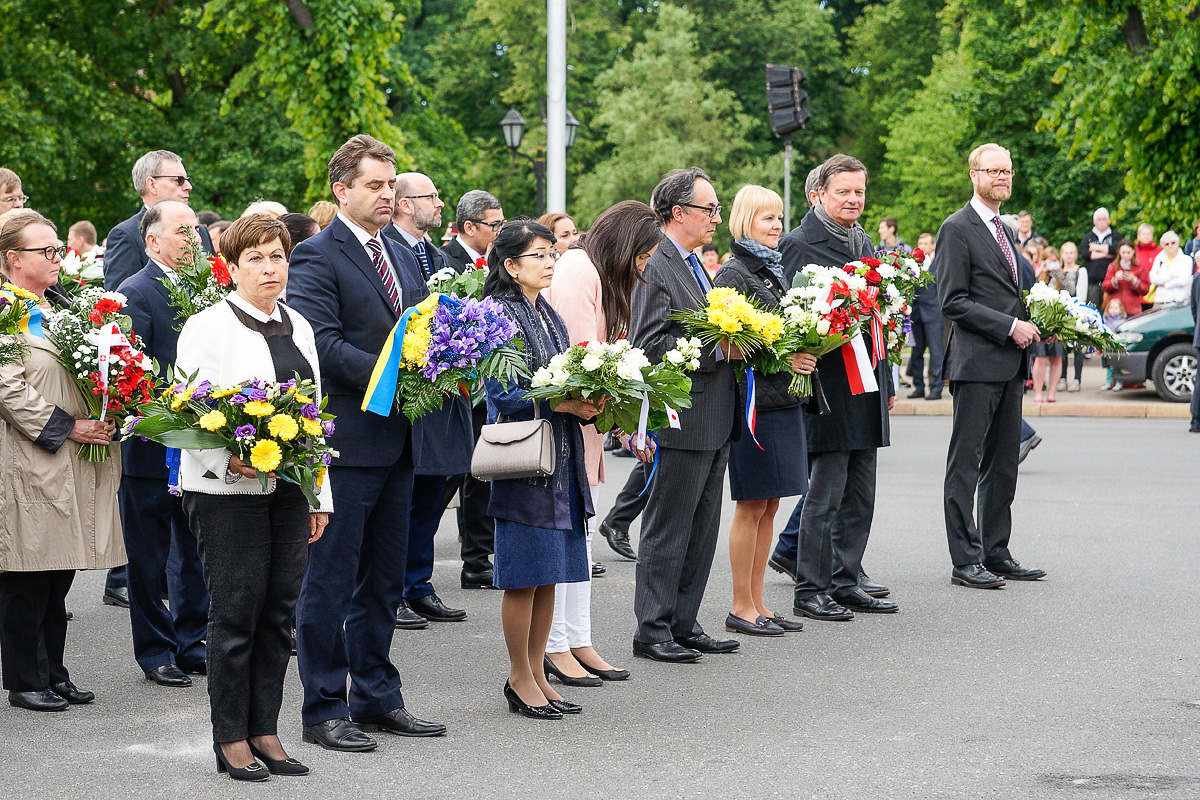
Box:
[572,4,755,231]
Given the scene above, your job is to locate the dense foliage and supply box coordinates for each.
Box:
[1,0,1194,246]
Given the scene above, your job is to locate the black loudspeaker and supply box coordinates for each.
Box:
[766,64,810,137]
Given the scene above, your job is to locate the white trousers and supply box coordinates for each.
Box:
[546,485,597,653]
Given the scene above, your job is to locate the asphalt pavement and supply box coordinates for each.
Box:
[5,416,1199,799]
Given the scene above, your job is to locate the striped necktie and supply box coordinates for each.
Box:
[414,240,433,280]
[991,216,1019,285]
[366,237,401,311]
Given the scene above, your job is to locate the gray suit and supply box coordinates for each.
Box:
[936,203,1029,566]
[628,238,737,644]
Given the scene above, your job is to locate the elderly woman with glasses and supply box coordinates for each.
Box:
[0,211,125,713]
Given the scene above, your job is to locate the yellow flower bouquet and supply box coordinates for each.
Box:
[123,370,337,507]
[669,287,786,363]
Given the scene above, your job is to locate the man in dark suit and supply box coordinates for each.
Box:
[1189,272,1200,433]
[628,167,739,664]
[381,173,472,627]
[780,154,898,622]
[116,198,211,687]
[937,142,1047,589]
[286,135,444,753]
[104,150,214,292]
[439,189,505,590]
[908,231,945,400]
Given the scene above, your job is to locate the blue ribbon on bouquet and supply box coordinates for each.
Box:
[165,447,182,497]
[744,366,763,450]
[633,431,660,498]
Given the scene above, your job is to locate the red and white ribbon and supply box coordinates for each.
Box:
[840,334,879,396]
[85,322,129,421]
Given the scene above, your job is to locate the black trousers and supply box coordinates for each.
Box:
[944,375,1023,566]
[910,318,945,394]
[442,403,494,573]
[183,484,309,742]
[603,459,651,535]
[794,449,877,601]
[0,570,75,691]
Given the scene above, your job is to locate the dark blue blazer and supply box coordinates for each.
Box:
[104,207,214,291]
[285,216,425,469]
[440,237,476,275]
[117,262,186,478]
[911,254,942,325]
[382,223,474,475]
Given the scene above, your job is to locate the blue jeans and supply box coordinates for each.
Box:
[1021,418,1036,442]
[773,495,805,563]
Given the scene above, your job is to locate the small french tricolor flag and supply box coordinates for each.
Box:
[841,335,879,395]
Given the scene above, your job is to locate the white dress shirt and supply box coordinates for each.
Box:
[338,212,401,288]
[226,289,283,323]
[454,236,484,264]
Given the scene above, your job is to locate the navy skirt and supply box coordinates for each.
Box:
[728,405,809,501]
[493,481,589,590]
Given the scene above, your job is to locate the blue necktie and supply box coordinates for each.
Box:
[414,240,433,280]
[687,253,711,294]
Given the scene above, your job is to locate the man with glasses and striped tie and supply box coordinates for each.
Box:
[381,173,473,629]
[286,135,446,754]
[937,142,1047,590]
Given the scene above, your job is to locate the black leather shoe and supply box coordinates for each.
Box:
[548,698,582,714]
[907,388,924,399]
[302,718,377,751]
[543,655,602,687]
[352,707,447,737]
[50,681,94,704]
[833,588,899,613]
[461,568,497,590]
[248,741,309,776]
[984,558,1046,581]
[724,612,784,637]
[65,611,73,621]
[1018,433,1042,465]
[8,689,68,712]
[574,654,630,681]
[674,632,739,654]
[1190,422,1200,433]
[102,585,129,608]
[769,614,805,632]
[145,664,192,687]
[951,563,1006,589]
[591,562,606,577]
[395,599,430,629]
[599,521,636,561]
[858,568,890,598]
[179,661,206,676]
[503,682,562,719]
[214,742,269,782]
[408,593,466,622]
[768,552,798,581]
[794,593,854,621]
[632,639,702,663]
[926,390,943,401]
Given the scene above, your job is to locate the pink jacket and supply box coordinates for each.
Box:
[543,248,606,486]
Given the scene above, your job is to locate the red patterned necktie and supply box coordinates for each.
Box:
[366,237,401,311]
[991,215,1018,285]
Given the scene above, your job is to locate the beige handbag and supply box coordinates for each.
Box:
[470,402,556,481]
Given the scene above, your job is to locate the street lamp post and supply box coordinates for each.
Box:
[500,107,579,218]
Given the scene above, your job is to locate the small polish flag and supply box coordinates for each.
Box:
[665,405,681,429]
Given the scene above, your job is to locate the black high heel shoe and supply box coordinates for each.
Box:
[547,698,582,715]
[248,741,310,776]
[214,742,270,782]
[573,653,631,681]
[542,655,602,687]
[503,681,562,720]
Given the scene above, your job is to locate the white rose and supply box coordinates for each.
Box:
[548,353,568,371]
[551,370,570,386]
[816,319,831,336]
[531,367,553,387]
[616,362,643,382]
[581,353,604,372]
[665,349,685,365]
[585,340,605,354]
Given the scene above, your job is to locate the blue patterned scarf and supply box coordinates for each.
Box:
[735,238,785,282]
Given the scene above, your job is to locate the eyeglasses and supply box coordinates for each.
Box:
[974,168,1015,178]
[403,193,440,202]
[1,195,29,207]
[514,249,560,263]
[681,202,722,219]
[16,245,68,260]
[468,218,505,231]
[152,175,191,186]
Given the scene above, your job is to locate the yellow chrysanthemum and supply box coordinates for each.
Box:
[400,314,432,368]
[300,417,323,438]
[315,466,328,488]
[198,410,227,431]
[753,312,784,343]
[243,400,275,417]
[267,413,300,441]
[2,283,39,302]
[169,387,195,411]
[249,439,283,472]
[295,394,313,405]
[210,386,243,399]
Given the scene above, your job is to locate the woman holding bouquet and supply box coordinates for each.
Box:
[541,201,663,686]
[0,211,125,712]
[483,219,600,719]
[176,214,330,780]
[713,186,814,636]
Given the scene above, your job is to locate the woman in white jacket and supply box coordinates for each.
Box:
[176,214,331,781]
[1149,230,1194,306]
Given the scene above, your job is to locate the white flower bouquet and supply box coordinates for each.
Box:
[1024,281,1124,352]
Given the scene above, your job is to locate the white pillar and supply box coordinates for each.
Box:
[546,0,567,214]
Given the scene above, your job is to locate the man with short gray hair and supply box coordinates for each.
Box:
[104,149,214,292]
[443,190,503,271]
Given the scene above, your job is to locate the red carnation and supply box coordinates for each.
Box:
[474,257,488,270]
[911,248,926,264]
[861,257,882,268]
[209,254,232,288]
[88,297,124,325]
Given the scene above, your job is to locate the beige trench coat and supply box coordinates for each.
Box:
[0,332,126,571]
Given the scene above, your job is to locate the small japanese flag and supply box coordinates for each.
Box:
[665,405,681,429]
